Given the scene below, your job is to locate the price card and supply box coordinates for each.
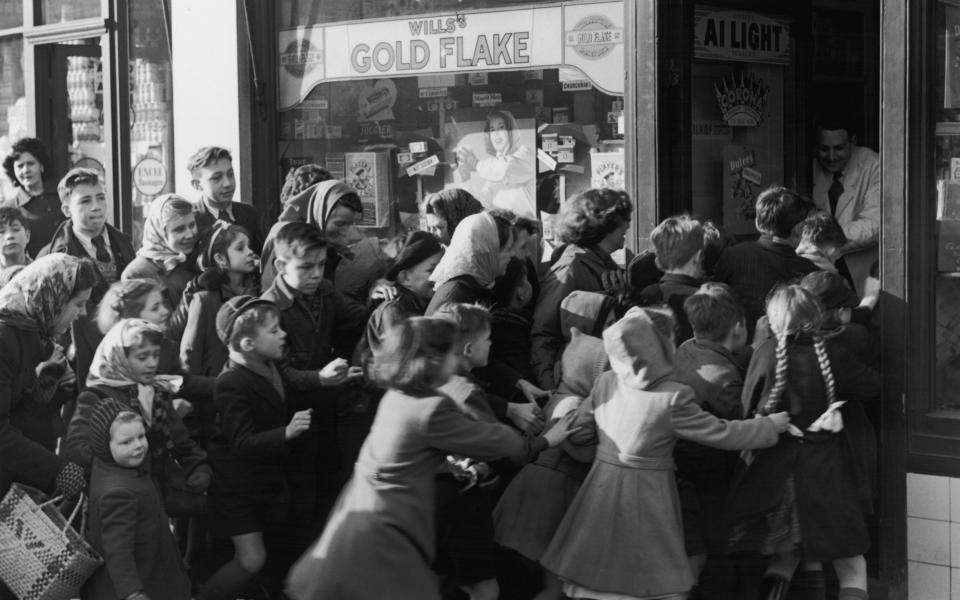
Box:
[406,155,440,177]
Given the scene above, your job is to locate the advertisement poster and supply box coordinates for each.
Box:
[278,1,625,110]
[446,105,536,217]
[344,151,391,228]
[722,145,764,235]
[591,152,625,190]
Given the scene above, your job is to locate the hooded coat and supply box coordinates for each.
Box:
[540,307,781,599]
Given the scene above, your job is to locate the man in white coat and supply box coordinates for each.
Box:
[811,118,880,297]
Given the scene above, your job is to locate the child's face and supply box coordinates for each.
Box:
[465,327,492,369]
[127,341,161,384]
[164,212,199,256]
[0,219,29,258]
[729,320,748,351]
[192,158,236,205]
[51,289,91,336]
[217,233,257,274]
[64,183,107,237]
[248,312,287,361]
[277,247,327,295]
[424,214,450,244]
[137,289,171,330]
[109,420,148,468]
[398,251,443,300]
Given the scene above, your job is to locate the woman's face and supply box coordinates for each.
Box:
[13,152,43,190]
[488,116,511,155]
[496,230,515,275]
[126,341,161,384]
[325,205,359,245]
[164,212,198,255]
[51,289,91,336]
[605,220,630,251]
[218,233,257,274]
[137,289,170,329]
[424,213,449,244]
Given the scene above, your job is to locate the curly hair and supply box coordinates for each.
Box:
[3,138,50,189]
[96,279,164,334]
[557,188,633,247]
[280,164,332,205]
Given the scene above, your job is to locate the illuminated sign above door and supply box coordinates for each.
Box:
[278,1,624,110]
[694,8,791,65]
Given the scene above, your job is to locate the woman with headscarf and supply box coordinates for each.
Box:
[122,194,200,338]
[0,254,98,495]
[260,179,385,300]
[1,137,65,257]
[425,211,515,315]
[420,188,484,245]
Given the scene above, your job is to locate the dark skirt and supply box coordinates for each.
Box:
[725,434,869,562]
[434,474,499,585]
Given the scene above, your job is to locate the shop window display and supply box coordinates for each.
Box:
[276,1,626,244]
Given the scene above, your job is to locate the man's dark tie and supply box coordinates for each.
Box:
[218,209,234,224]
[91,234,112,263]
[828,171,844,215]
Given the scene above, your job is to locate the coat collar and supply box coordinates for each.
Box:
[263,273,333,311]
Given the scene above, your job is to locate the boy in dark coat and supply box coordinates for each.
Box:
[188,146,264,254]
[202,296,313,600]
[85,400,191,600]
[712,186,817,336]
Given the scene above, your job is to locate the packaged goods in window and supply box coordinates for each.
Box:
[344,151,392,228]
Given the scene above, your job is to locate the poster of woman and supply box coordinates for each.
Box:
[447,106,537,217]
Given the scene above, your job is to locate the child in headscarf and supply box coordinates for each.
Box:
[84,401,192,600]
[64,319,210,499]
[122,194,200,338]
[425,211,514,314]
[540,307,789,600]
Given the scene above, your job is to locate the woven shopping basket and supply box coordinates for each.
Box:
[0,483,102,600]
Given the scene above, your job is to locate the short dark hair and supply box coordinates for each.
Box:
[754,186,814,238]
[228,303,281,352]
[274,221,327,261]
[489,212,515,249]
[557,188,633,247]
[800,213,848,249]
[334,191,363,215]
[650,215,704,271]
[683,282,745,342]
[814,113,856,138]
[57,168,103,204]
[187,146,232,176]
[280,164,332,205]
[0,206,28,231]
[487,208,540,236]
[433,302,491,342]
[370,317,458,395]
[3,138,50,189]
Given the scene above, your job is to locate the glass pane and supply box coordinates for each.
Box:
[129,0,173,249]
[65,45,108,181]
[277,0,560,27]
[39,0,100,24]
[0,36,25,203]
[0,1,23,29]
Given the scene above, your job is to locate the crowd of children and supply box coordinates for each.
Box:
[0,143,884,600]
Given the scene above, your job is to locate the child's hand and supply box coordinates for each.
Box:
[507,402,544,435]
[186,470,211,493]
[766,411,791,433]
[516,379,550,405]
[542,411,581,447]
[369,280,397,303]
[601,269,626,293]
[318,358,350,385]
[285,409,312,440]
[172,398,193,417]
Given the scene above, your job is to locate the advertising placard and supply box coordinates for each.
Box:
[694,8,791,65]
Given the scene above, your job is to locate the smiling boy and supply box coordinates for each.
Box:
[188,146,264,253]
[40,168,136,387]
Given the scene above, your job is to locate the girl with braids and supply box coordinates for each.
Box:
[725,285,881,600]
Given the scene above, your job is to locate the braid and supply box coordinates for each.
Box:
[763,332,790,415]
[813,335,837,407]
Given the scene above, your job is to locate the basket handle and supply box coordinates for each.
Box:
[63,494,86,533]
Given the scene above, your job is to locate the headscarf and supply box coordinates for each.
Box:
[87,319,182,423]
[603,306,676,390]
[0,253,86,339]
[138,193,193,271]
[278,179,358,231]
[429,212,503,288]
[422,188,483,238]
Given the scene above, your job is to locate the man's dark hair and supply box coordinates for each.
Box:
[754,186,814,238]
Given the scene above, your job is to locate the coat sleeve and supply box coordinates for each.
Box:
[180,295,206,376]
[671,386,779,450]
[842,156,881,251]
[163,397,210,477]
[97,489,145,599]
[422,398,547,463]
[530,269,578,389]
[425,281,476,315]
[62,390,101,472]
[0,332,66,492]
[216,375,287,458]
[279,360,323,391]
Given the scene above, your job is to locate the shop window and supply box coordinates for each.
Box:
[39,0,100,24]
[0,1,22,29]
[275,1,626,245]
[127,0,174,249]
[0,35,24,203]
